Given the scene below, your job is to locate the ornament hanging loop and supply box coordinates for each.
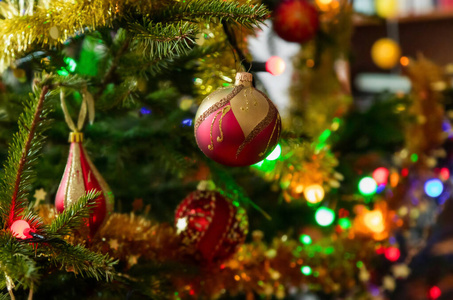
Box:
[60,86,95,142]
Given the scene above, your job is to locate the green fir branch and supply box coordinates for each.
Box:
[0,234,40,290]
[47,191,100,237]
[0,83,54,227]
[127,20,198,60]
[152,0,270,28]
[45,242,116,281]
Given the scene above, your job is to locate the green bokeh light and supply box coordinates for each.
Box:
[299,234,312,245]
[266,144,281,161]
[315,207,335,227]
[358,176,377,196]
[301,266,312,276]
[338,217,352,229]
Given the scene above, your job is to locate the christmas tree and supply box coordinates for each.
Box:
[0,0,452,299]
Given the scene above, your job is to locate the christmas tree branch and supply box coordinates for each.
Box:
[7,86,48,226]
[44,242,116,281]
[0,0,269,71]
[0,235,40,291]
[95,36,131,100]
[154,1,269,27]
[47,191,100,237]
[0,82,54,227]
[127,21,197,59]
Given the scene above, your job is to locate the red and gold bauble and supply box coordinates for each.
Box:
[273,0,319,44]
[175,189,248,262]
[195,72,281,166]
[55,132,114,238]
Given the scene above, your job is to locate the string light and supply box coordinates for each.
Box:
[358,177,377,196]
[265,56,286,76]
[424,179,443,197]
[10,220,31,239]
[315,207,335,227]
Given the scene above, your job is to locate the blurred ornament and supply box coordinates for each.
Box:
[375,0,398,18]
[175,187,248,262]
[315,207,335,226]
[10,220,32,239]
[424,178,443,197]
[266,56,286,76]
[371,38,401,70]
[55,132,114,238]
[33,188,47,208]
[303,184,325,204]
[358,176,378,196]
[195,72,281,166]
[273,0,319,43]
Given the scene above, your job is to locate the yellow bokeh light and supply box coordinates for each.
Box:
[303,184,325,204]
[364,211,385,233]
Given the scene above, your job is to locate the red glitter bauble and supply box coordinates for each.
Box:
[175,190,248,262]
[273,0,319,44]
[195,72,281,166]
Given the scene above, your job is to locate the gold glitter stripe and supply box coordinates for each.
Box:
[259,113,281,157]
[216,105,231,143]
[236,89,279,158]
[208,110,222,151]
[194,85,244,133]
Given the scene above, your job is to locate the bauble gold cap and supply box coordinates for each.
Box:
[235,72,253,87]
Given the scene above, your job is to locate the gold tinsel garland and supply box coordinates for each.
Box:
[38,204,378,298]
[0,0,170,71]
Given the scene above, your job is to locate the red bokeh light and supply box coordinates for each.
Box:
[372,167,389,185]
[384,247,400,262]
[401,168,409,177]
[429,286,441,299]
[440,168,450,181]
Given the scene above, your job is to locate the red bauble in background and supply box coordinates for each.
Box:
[175,189,248,262]
[195,72,281,166]
[55,132,114,238]
[273,0,319,43]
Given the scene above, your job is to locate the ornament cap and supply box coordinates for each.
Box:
[235,72,253,87]
[69,132,84,143]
